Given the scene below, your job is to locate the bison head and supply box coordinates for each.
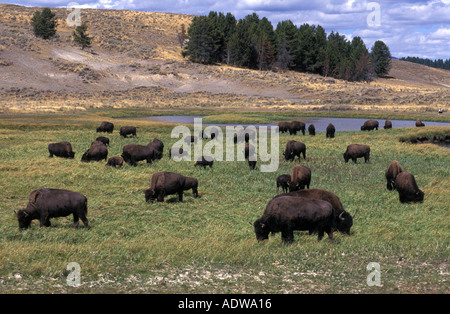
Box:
[334,211,353,234]
[144,188,156,202]
[252,219,270,241]
[15,209,32,229]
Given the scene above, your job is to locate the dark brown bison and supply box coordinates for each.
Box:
[244,143,256,160]
[184,177,199,198]
[343,144,370,163]
[308,124,315,136]
[278,122,290,134]
[252,196,334,244]
[274,188,353,234]
[81,141,108,162]
[248,160,257,170]
[384,120,392,129]
[121,143,160,166]
[144,171,186,202]
[194,156,214,168]
[95,136,110,146]
[289,121,306,135]
[289,165,311,191]
[394,171,424,203]
[106,156,124,168]
[415,119,425,127]
[48,141,75,159]
[96,121,114,133]
[276,174,290,193]
[361,120,379,131]
[15,188,88,229]
[119,126,137,138]
[326,123,335,138]
[283,140,306,161]
[385,160,403,190]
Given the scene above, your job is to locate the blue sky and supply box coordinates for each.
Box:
[3,0,450,60]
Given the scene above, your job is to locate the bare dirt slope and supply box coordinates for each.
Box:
[0,3,449,113]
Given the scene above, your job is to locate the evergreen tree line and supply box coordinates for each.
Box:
[182,11,392,81]
[400,56,450,71]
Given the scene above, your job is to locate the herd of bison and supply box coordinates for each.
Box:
[15,119,428,245]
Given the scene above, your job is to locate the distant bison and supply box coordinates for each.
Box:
[194,156,214,168]
[283,140,306,161]
[308,124,315,136]
[326,123,335,138]
[276,174,291,193]
[15,188,88,229]
[253,196,334,244]
[289,121,306,135]
[106,156,124,168]
[95,136,110,146]
[184,177,199,198]
[384,120,392,129]
[415,119,425,127]
[48,141,75,159]
[144,171,186,202]
[81,141,108,162]
[119,126,137,138]
[121,143,160,166]
[361,120,379,131]
[96,121,114,133]
[385,160,403,190]
[274,188,353,234]
[278,122,290,134]
[394,171,424,203]
[343,144,370,163]
[289,165,311,191]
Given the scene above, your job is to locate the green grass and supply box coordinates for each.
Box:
[0,112,449,293]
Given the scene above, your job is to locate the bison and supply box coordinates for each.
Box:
[96,121,114,133]
[149,138,164,160]
[394,171,424,203]
[384,120,392,129]
[361,120,379,131]
[81,141,108,162]
[326,123,335,138]
[119,126,137,138]
[248,160,257,170]
[385,160,403,191]
[278,122,290,134]
[95,136,110,146]
[144,171,186,202]
[15,188,88,229]
[48,141,75,159]
[168,147,185,159]
[343,144,370,163]
[289,121,306,135]
[283,140,306,161]
[184,177,199,198]
[289,165,311,191]
[194,156,214,168]
[276,174,291,193]
[415,119,425,127]
[121,143,160,166]
[252,196,334,244]
[274,188,353,234]
[106,156,124,168]
[308,124,315,136]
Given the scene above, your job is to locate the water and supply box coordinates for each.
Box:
[145,115,450,131]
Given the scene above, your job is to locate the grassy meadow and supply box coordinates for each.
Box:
[0,110,448,293]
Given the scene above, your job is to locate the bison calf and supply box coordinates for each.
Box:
[385,160,402,190]
[194,156,214,168]
[276,174,290,193]
[106,156,124,168]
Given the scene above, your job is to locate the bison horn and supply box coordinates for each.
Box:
[339,211,345,220]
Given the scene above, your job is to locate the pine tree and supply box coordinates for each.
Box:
[73,23,92,50]
[31,8,58,39]
[371,40,392,77]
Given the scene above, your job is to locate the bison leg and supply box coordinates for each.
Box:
[40,215,51,227]
[192,187,198,198]
[178,190,183,202]
[281,227,294,245]
[364,154,370,163]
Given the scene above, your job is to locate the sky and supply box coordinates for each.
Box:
[3,0,450,60]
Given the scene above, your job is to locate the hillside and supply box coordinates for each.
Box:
[0,3,449,113]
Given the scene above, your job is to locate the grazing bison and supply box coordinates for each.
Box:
[15,188,88,229]
[119,126,137,138]
[106,156,124,168]
[274,188,353,234]
[184,177,199,198]
[343,144,370,163]
[95,136,110,146]
[81,141,108,162]
[276,174,291,193]
[308,124,315,136]
[394,171,424,203]
[195,156,214,168]
[385,160,403,191]
[96,121,114,133]
[326,123,335,138]
[121,143,159,166]
[283,140,306,161]
[384,120,392,129]
[48,141,75,159]
[415,119,425,127]
[289,121,306,135]
[361,120,379,131]
[289,165,311,191]
[252,196,334,244]
[278,122,290,134]
[144,171,186,202]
